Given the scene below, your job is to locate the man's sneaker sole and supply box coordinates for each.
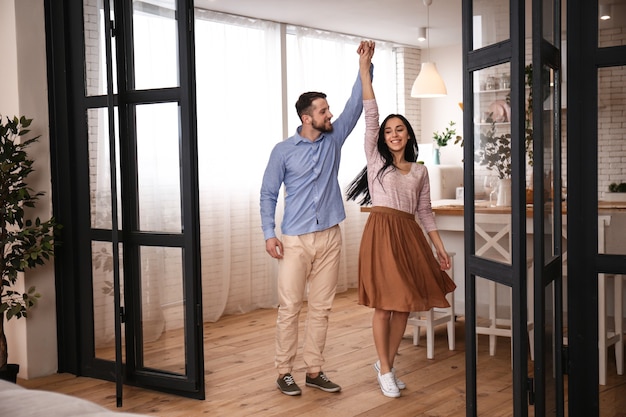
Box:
[277,382,302,396]
[305,372,342,393]
[305,381,341,393]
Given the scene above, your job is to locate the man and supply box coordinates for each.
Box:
[260,41,374,396]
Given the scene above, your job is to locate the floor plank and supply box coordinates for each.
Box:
[18,289,626,416]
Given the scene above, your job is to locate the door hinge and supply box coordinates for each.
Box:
[527,377,535,405]
[110,19,116,37]
[119,305,126,323]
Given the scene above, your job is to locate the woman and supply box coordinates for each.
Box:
[348,41,456,398]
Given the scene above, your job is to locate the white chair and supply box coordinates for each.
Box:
[407,253,456,359]
[475,263,535,362]
[558,215,622,385]
[472,214,535,362]
[598,273,624,385]
[597,213,624,385]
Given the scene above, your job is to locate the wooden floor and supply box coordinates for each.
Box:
[19,289,626,416]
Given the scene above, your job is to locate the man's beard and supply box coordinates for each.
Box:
[312,119,333,133]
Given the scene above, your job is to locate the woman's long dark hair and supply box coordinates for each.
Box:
[345,114,418,206]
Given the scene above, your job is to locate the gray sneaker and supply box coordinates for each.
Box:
[305,372,341,393]
[277,373,302,396]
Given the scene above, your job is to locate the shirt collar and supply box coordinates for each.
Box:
[294,126,325,144]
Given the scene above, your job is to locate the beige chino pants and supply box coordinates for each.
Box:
[275,225,342,375]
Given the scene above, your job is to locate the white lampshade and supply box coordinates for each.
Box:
[417,27,427,42]
[411,62,447,98]
[599,4,611,20]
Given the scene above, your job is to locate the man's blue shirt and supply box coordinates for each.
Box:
[260,68,370,240]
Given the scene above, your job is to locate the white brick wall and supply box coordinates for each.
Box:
[395,47,422,141]
[598,28,626,199]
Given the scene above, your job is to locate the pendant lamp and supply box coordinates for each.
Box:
[411,0,447,98]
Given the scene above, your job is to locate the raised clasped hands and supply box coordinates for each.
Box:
[358,40,375,67]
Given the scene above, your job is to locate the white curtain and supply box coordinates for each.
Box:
[88,6,400,342]
[194,10,398,322]
[285,27,398,295]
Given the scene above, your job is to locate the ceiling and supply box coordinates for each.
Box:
[192,1,624,50]
[194,0,463,48]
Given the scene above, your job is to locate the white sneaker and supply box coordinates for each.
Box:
[374,360,406,390]
[377,371,400,398]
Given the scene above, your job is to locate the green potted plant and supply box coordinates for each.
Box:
[432,121,462,165]
[609,182,626,193]
[475,120,512,180]
[476,65,536,205]
[475,111,513,206]
[1,115,60,382]
[606,182,626,202]
[524,64,534,168]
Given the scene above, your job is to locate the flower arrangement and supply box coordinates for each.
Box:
[433,121,462,148]
[475,119,512,179]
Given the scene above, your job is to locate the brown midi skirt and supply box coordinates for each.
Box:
[358,206,457,312]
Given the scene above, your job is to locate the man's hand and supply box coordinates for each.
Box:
[266,237,284,259]
[358,40,375,68]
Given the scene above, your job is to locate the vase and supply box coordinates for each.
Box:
[604,192,626,202]
[497,178,512,207]
[433,148,441,165]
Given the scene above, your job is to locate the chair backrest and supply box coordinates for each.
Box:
[475,213,512,264]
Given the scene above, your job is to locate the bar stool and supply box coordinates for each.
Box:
[472,214,534,362]
[407,253,456,359]
[561,215,622,385]
[598,273,624,385]
[475,263,535,361]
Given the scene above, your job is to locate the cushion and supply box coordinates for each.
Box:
[0,379,147,417]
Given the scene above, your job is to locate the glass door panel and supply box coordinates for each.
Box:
[531,3,564,412]
[136,103,182,233]
[472,0,510,50]
[87,105,125,364]
[132,0,179,90]
[88,107,122,230]
[539,65,556,262]
[92,241,125,362]
[139,246,183,373]
[597,66,626,416]
[475,275,514,416]
[474,63,513,252]
[598,0,626,48]
[598,66,626,256]
[84,0,118,96]
[543,280,557,415]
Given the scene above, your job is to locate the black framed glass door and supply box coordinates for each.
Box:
[47,0,204,400]
[529,0,564,415]
[568,1,626,416]
[462,0,564,415]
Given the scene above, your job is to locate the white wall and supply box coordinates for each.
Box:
[419,43,464,168]
[1,0,57,379]
[0,0,19,113]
